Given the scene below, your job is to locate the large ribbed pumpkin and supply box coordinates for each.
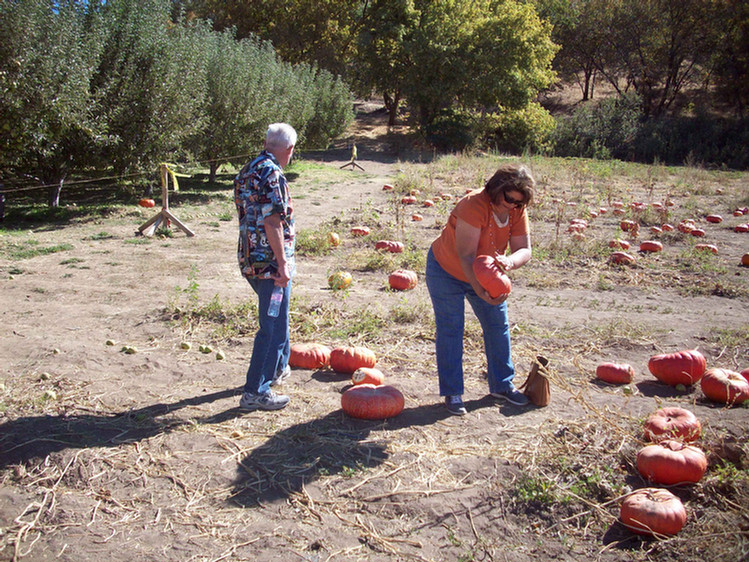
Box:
[620,488,687,536]
[700,368,749,405]
[341,384,404,420]
[289,343,331,370]
[472,255,512,298]
[647,349,706,386]
[330,346,376,374]
[636,440,708,484]
[643,407,701,443]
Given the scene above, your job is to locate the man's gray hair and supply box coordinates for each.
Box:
[266,123,297,150]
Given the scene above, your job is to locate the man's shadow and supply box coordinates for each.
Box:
[0,388,242,469]
[231,394,508,507]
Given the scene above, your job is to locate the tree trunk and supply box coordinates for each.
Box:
[0,184,5,222]
[209,162,219,183]
[48,176,64,208]
[383,92,400,127]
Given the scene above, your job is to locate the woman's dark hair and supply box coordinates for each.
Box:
[484,164,535,207]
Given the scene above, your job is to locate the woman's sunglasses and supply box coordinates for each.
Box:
[502,191,525,207]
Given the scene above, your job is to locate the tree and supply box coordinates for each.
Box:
[185,29,280,182]
[387,0,557,129]
[353,0,419,126]
[710,0,749,117]
[179,0,367,75]
[594,0,720,116]
[533,0,611,101]
[92,0,207,175]
[0,0,106,207]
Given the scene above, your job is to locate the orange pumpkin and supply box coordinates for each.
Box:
[620,488,687,536]
[330,346,376,374]
[639,240,663,253]
[742,253,749,266]
[661,223,674,232]
[388,269,418,291]
[411,213,423,221]
[690,228,706,237]
[423,199,435,208]
[608,239,631,250]
[472,255,512,298]
[705,214,722,223]
[620,219,637,232]
[648,349,706,386]
[700,367,749,405]
[694,243,718,254]
[289,343,331,370]
[610,251,636,265]
[352,367,385,386]
[643,407,701,443]
[138,198,156,208]
[595,362,634,384]
[400,195,417,205]
[636,440,707,484]
[740,367,749,383]
[382,184,394,191]
[328,232,341,247]
[736,224,749,233]
[341,384,404,419]
[350,226,370,236]
[375,240,404,253]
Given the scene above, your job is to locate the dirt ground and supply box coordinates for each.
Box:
[0,103,747,562]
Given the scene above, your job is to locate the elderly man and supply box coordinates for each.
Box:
[234,123,297,411]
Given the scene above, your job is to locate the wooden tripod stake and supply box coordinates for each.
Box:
[138,164,195,237]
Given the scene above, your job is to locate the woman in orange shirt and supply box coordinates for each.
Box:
[426,164,534,415]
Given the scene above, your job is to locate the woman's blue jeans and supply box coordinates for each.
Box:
[244,277,291,395]
[425,248,515,397]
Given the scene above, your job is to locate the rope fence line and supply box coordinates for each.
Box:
[0,152,254,196]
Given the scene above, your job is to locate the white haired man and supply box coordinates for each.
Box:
[234,123,297,411]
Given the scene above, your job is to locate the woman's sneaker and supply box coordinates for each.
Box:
[240,391,290,411]
[445,395,467,416]
[491,387,529,406]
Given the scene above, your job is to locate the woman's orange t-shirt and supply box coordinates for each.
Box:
[431,189,530,282]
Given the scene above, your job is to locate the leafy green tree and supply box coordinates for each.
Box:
[360,0,556,126]
[593,0,720,116]
[186,29,280,182]
[179,0,366,74]
[533,0,610,101]
[92,0,207,175]
[710,0,749,117]
[0,0,106,206]
[354,0,419,126]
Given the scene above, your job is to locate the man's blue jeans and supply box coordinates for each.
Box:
[425,248,516,397]
[244,277,291,395]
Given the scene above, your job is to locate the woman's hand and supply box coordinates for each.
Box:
[493,254,515,272]
[474,283,510,305]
